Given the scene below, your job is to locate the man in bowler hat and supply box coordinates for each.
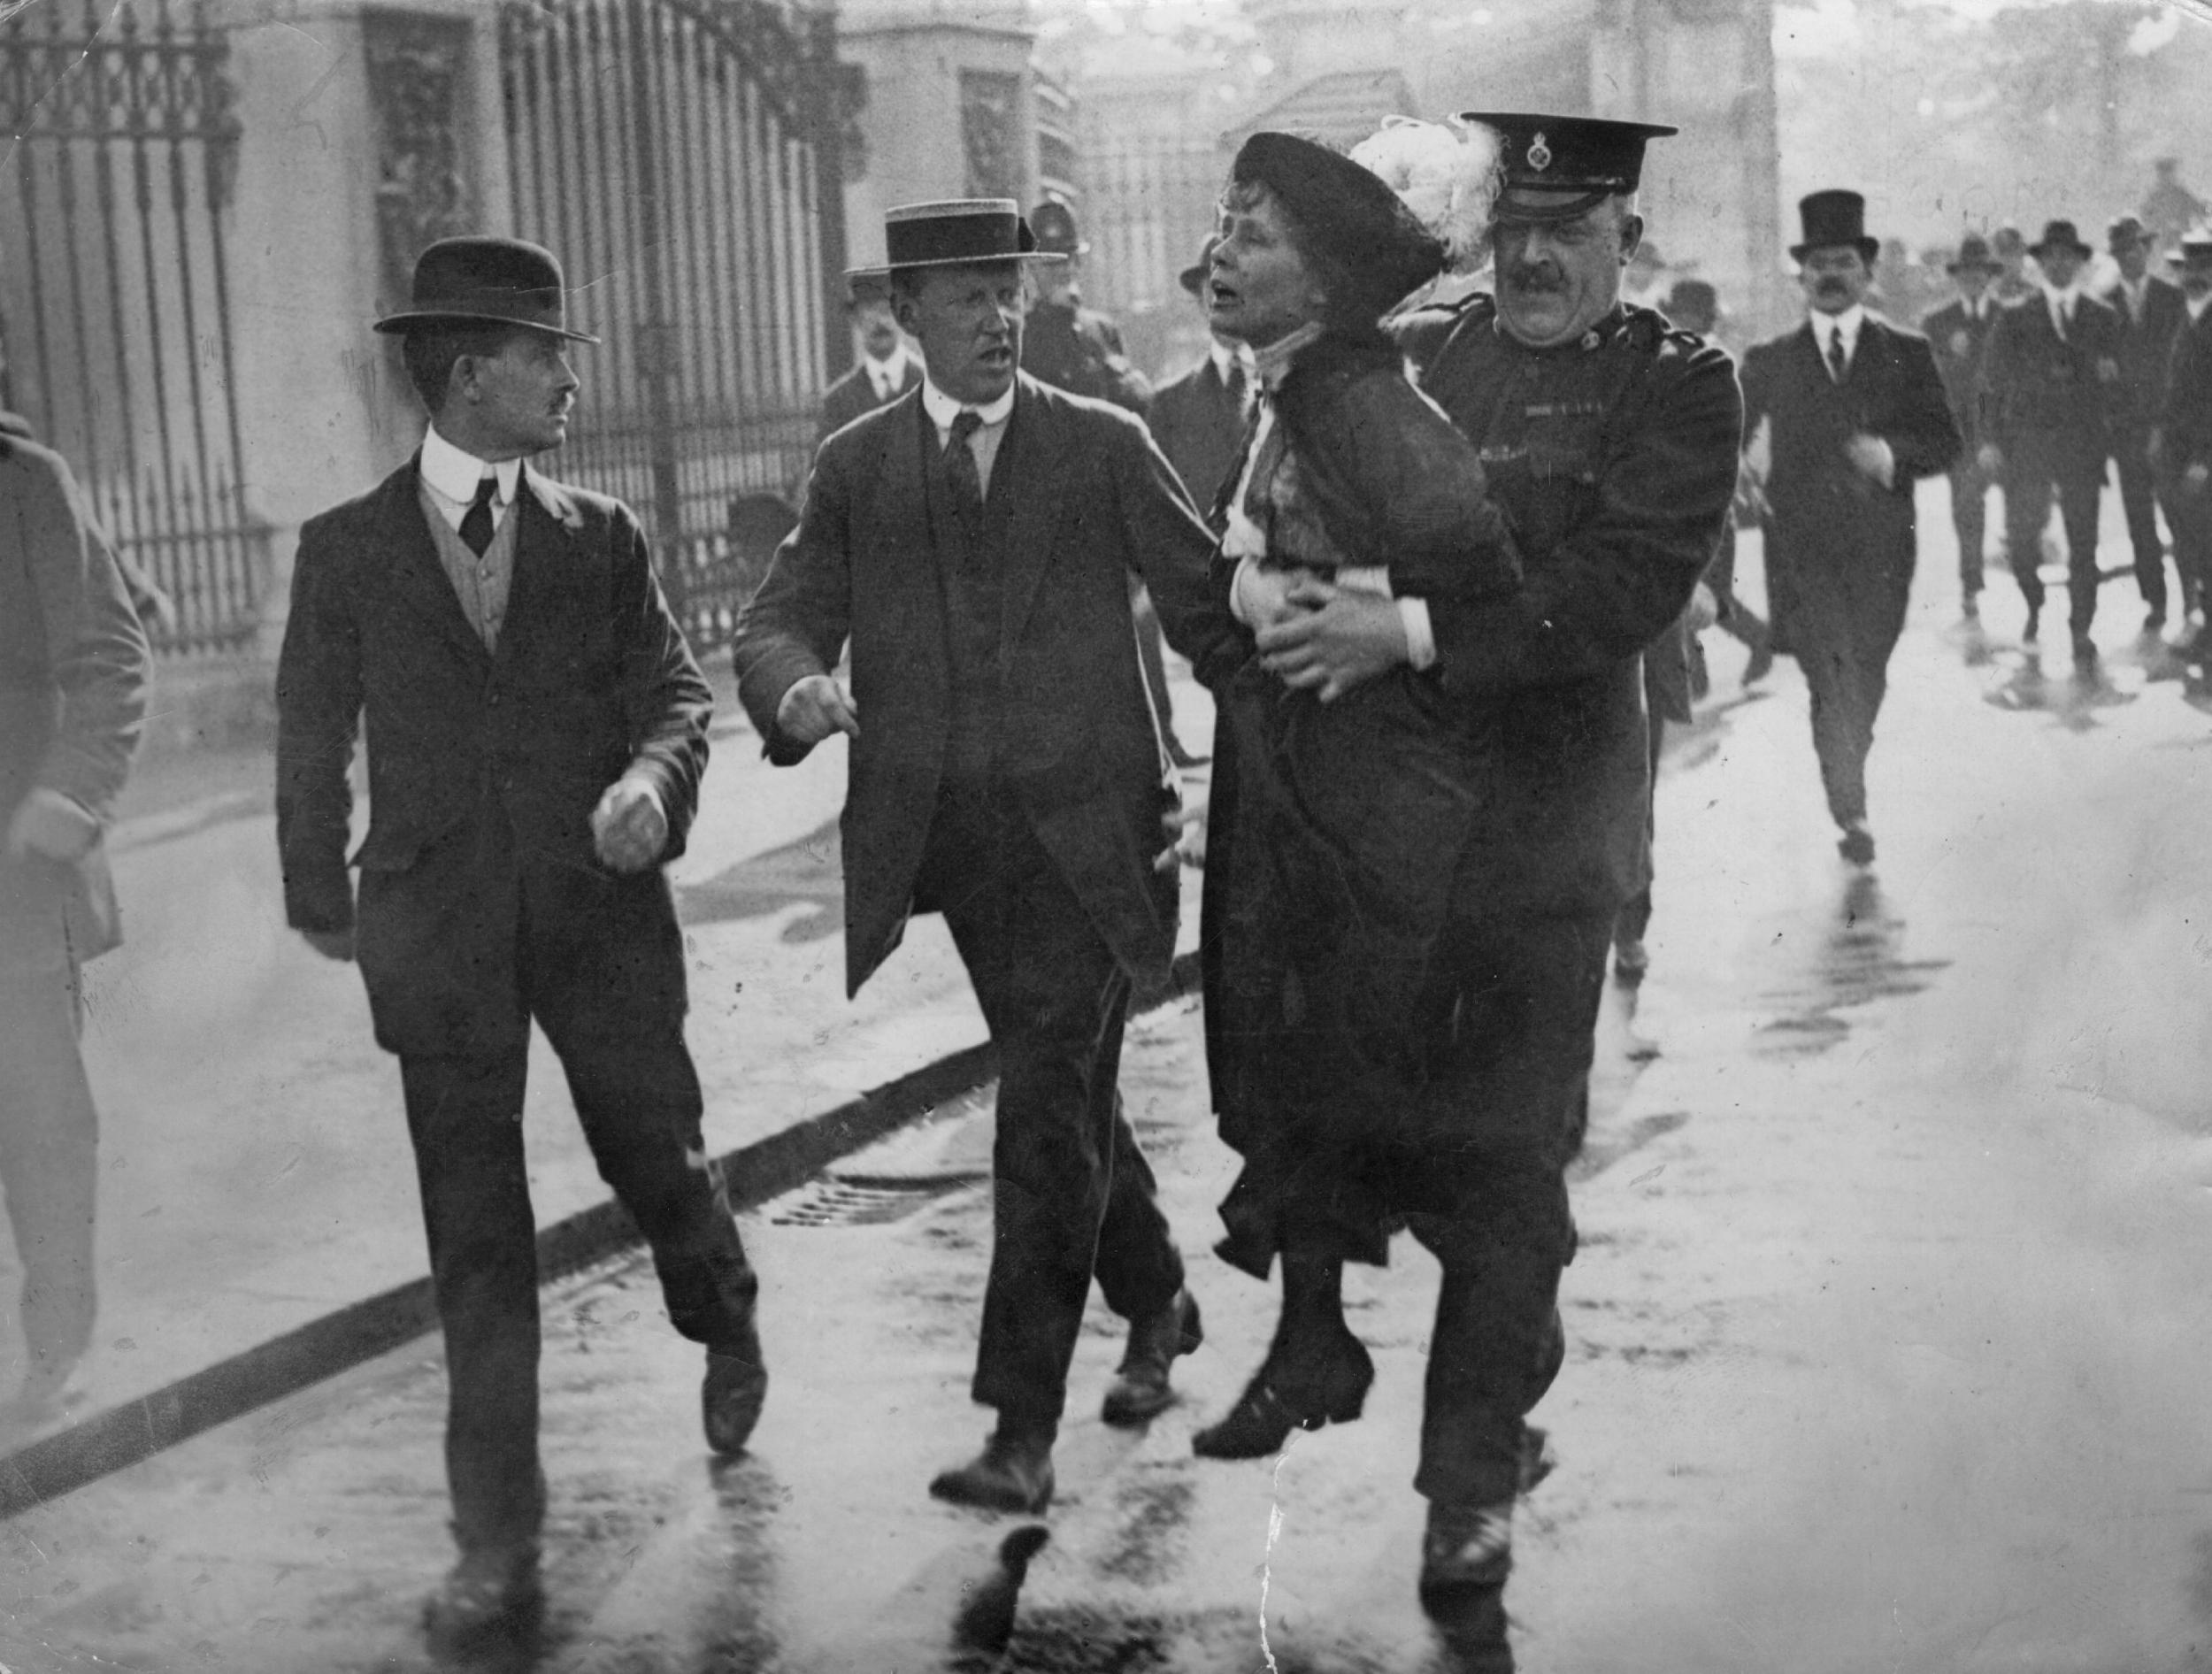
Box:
[1740,191,1958,867]
[275,237,766,1649]
[2098,214,2190,633]
[1921,232,2005,619]
[732,200,1242,1514]
[1977,218,2124,666]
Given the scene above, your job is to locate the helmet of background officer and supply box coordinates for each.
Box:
[1460,112,1678,349]
[1946,232,2001,303]
[1663,277,1719,336]
[1204,130,1455,350]
[2108,214,2154,286]
[1028,197,1087,309]
[2178,229,2212,302]
[1789,190,1881,317]
[861,200,1064,406]
[2027,219,2093,292]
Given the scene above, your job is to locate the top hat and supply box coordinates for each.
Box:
[2180,228,2212,268]
[1459,112,1676,224]
[1790,190,1879,265]
[1946,232,2001,275]
[373,236,599,342]
[1179,234,1218,298]
[848,199,1064,279]
[1663,277,1717,328]
[2027,219,2093,260]
[1230,131,1447,319]
[2108,214,2150,252]
[1029,198,1090,258]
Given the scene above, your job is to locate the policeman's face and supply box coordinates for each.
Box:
[895,262,1026,406]
[451,329,580,459]
[853,296,902,360]
[2038,247,2085,290]
[1491,196,1642,349]
[1209,185,1330,349]
[1799,246,1871,316]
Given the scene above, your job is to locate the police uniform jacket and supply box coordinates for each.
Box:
[1021,300,1153,415]
[0,434,149,971]
[1919,297,2000,454]
[1393,296,1743,918]
[1979,290,2124,468]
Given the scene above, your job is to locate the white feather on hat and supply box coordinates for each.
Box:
[1349,116,1503,276]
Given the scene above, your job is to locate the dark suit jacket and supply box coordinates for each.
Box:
[276,460,711,1056]
[2099,275,2188,434]
[1979,290,2124,467]
[1147,355,1249,514]
[817,357,925,449]
[1919,298,1999,454]
[0,434,149,970]
[730,374,1240,996]
[2163,308,2212,475]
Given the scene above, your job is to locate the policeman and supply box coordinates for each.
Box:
[1019,197,1152,414]
[1259,111,1740,1642]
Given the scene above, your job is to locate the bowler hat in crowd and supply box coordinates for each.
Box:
[848,199,1066,279]
[1029,198,1090,258]
[1790,190,1880,265]
[1946,232,2001,275]
[1663,278,1717,330]
[1462,111,1676,225]
[373,236,600,343]
[2108,214,2150,253]
[1179,235,1218,298]
[2027,219,2093,261]
[1230,131,1445,321]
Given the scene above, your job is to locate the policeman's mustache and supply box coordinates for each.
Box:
[1507,265,1568,294]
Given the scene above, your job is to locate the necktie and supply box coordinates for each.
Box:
[945,410,985,522]
[1225,358,1250,415]
[1826,328,1847,383]
[459,474,499,557]
[2053,299,2070,342]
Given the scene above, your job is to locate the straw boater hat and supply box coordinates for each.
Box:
[373,236,599,342]
[847,199,1066,279]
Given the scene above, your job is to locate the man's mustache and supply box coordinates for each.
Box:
[1506,266,1568,294]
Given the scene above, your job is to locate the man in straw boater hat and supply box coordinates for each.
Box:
[1976,216,2125,670]
[1922,231,2007,620]
[732,201,1242,1513]
[1249,111,1740,1632]
[275,236,767,1652]
[1740,189,1960,869]
[2161,229,2212,644]
[2099,214,2191,634]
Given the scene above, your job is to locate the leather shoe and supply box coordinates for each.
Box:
[703,1331,768,1458]
[1837,822,1876,867]
[930,1427,1055,1514]
[1191,1332,1373,1459]
[1417,1499,1514,1612]
[1101,1288,1202,1426]
[423,1542,544,1655]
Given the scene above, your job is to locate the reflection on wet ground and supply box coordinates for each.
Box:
[676,817,842,941]
[1753,873,1951,1060]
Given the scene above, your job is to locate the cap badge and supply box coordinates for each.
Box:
[1528,131,1553,173]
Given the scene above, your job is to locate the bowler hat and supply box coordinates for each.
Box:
[1230,131,1446,320]
[1946,233,2001,275]
[373,236,599,342]
[2108,214,2150,252]
[1663,278,1717,329]
[1179,234,1218,298]
[1790,190,1880,265]
[2027,219,2092,261]
[848,199,1064,278]
[1029,198,1090,258]
[1459,111,1676,225]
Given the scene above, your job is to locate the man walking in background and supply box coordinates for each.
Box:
[2162,232,2212,650]
[1148,237,1253,516]
[2099,214,2188,634]
[818,273,923,447]
[276,237,765,1653]
[1921,233,2004,621]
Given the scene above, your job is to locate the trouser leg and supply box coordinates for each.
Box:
[399,1049,546,1552]
[1950,460,1988,602]
[0,963,97,1381]
[2002,467,2053,617]
[1801,634,1876,829]
[2061,468,2107,639]
[2116,443,2167,614]
[1612,712,1664,952]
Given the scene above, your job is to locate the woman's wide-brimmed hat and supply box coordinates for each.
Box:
[2027,219,2093,261]
[1789,190,1880,265]
[848,199,1066,279]
[1230,131,1445,319]
[373,236,600,342]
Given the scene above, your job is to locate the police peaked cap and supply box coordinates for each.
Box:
[1459,112,1678,224]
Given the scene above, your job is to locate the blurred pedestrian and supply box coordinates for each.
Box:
[1920,232,2005,619]
[1662,277,1772,684]
[2159,231,2212,643]
[1990,224,2035,305]
[817,273,923,447]
[2141,157,2208,256]
[2098,214,2189,634]
[732,200,1242,1517]
[0,412,176,640]
[1978,219,2124,667]
[1148,236,1254,516]
[0,424,149,1431]
[1740,190,1959,868]
[275,237,766,1653]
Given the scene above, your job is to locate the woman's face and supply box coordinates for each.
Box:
[1208,186,1328,349]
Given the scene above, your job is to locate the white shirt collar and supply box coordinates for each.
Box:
[421,425,522,507]
[864,342,910,395]
[1209,339,1252,382]
[1810,303,1864,350]
[920,376,1015,436]
[2041,278,2082,313]
[2190,292,2212,322]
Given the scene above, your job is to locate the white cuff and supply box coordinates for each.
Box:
[1873,437,1897,489]
[1398,597,1436,672]
[1229,555,1265,626]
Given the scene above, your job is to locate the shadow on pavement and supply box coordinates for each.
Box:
[1754,873,1950,1060]
[676,817,843,941]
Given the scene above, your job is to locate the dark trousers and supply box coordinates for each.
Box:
[2001,442,2107,636]
[0,959,97,1382]
[1613,710,1667,951]
[2170,473,2212,618]
[917,786,1184,1433]
[1405,911,1606,1508]
[1947,456,1994,601]
[2113,430,2170,615]
[396,873,758,1554]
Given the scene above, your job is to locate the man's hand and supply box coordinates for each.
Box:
[1233,562,1325,633]
[775,673,859,749]
[301,927,357,964]
[5,789,98,864]
[1256,580,1409,703]
[591,775,669,874]
[1978,442,2005,476]
[1844,432,1895,488]
[1156,791,1208,874]
[1686,581,1720,634]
